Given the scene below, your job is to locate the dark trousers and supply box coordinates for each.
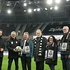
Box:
[61,54,70,70]
[21,54,31,70]
[0,57,3,70]
[36,61,44,70]
[49,64,55,70]
[8,58,18,70]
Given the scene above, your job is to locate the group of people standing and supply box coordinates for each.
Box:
[0,26,70,70]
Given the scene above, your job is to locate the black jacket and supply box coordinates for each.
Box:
[6,37,20,58]
[60,33,70,55]
[45,43,58,65]
[33,36,47,61]
[0,36,5,57]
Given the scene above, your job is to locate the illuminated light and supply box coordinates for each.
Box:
[47,0,53,5]
[55,0,60,4]
[24,10,26,12]
[54,6,58,10]
[50,7,53,10]
[66,0,69,1]
[7,9,12,14]
[28,9,32,13]
[37,8,40,11]
[29,2,32,4]
[45,8,48,10]
[23,3,27,6]
[7,1,11,6]
[37,1,40,3]
[34,9,36,11]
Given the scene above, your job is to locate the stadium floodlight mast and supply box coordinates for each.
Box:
[28,8,32,13]
[47,0,53,5]
[7,9,12,14]
[55,0,61,4]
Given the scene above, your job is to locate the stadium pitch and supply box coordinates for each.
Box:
[2,56,62,70]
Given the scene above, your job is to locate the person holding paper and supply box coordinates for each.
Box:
[60,26,70,70]
[45,35,58,70]
[20,32,34,70]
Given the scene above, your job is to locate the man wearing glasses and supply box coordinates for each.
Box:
[60,26,70,70]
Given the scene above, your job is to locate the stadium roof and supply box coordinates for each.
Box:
[0,0,70,24]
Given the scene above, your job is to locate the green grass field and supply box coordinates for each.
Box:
[2,56,62,70]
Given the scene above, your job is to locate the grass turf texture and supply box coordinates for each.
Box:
[2,56,62,70]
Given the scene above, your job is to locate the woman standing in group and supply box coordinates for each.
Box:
[45,35,58,70]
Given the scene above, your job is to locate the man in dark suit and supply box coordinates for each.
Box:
[6,31,20,70]
[33,29,47,70]
[0,29,5,70]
